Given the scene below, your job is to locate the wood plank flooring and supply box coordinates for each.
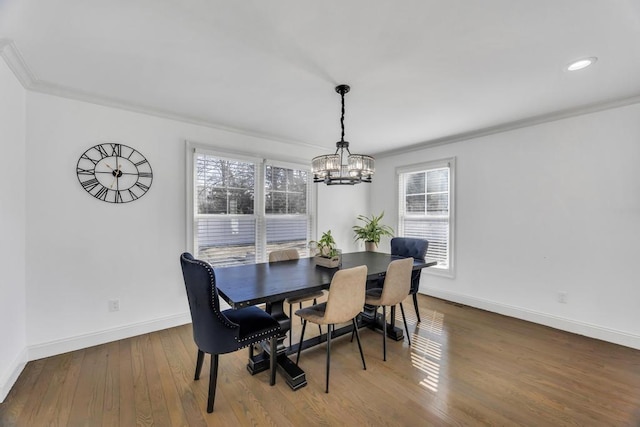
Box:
[2,295,639,426]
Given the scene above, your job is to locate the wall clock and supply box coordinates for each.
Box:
[76,143,153,203]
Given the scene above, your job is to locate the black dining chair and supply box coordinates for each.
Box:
[180,252,281,413]
[390,237,429,322]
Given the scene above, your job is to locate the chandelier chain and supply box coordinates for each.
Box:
[340,89,346,143]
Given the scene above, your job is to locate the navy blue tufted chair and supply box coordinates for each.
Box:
[180,252,281,413]
[390,238,429,322]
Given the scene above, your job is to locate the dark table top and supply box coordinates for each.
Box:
[214,251,437,309]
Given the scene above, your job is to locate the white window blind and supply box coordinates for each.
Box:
[194,154,258,266]
[265,163,312,257]
[191,149,312,266]
[398,158,455,275]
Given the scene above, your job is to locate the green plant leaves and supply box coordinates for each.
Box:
[352,212,394,244]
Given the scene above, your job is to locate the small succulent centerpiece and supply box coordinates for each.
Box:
[353,212,394,252]
[310,230,340,268]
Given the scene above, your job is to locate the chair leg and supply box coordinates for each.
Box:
[412,293,421,323]
[296,320,307,365]
[289,304,293,348]
[382,306,387,362]
[326,324,332,393]
[314,298,322,337]
[299,302,304,324]
[399,302,411,346]
[207,354,219,413]
[195,349,205,380]
[352,318,367,370]
[270,336,277,386]
[349,309,364,343]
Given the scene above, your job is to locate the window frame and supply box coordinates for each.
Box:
[397,157,456,278]
[186,141,315,266]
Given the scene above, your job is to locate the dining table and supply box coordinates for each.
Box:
[214,251,437,390]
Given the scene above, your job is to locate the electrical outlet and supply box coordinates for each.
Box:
[557,292,568,304]
[108,299,120,312]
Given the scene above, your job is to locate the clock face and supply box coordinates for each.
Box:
[76,143,153,203]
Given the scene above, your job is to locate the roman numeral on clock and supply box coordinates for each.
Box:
[81,178,100,192]
[95,186,109,201]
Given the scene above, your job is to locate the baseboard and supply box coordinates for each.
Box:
[28,312,192,361]
[423,288,640,350]
[0,347,28,403]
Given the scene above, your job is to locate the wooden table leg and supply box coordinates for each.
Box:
[361,303,404,341]
[246,300,307,390]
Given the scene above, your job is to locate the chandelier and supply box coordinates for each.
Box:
[312,85,375,185]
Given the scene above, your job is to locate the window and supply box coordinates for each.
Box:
[265,163,311,257]
[189,145,313,267]
[194,154,258,266]
[398,158,455,276]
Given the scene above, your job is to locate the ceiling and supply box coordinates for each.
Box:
[2,0,640,155]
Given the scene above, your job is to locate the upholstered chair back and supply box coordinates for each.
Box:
[378,258,414,306]
[322,266,367,325]
[180,252,242,355]
[268,249,300,262]
[390,238,428,294]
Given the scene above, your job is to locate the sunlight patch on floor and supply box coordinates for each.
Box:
[407,308,445,393]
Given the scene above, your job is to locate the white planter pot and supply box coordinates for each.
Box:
[365,241,378,252]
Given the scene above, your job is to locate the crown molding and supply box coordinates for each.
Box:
[0,38,38,88]
[31,79,326,151]
[4,38,640,158]
[374,93,640,158]
[0,39,326,153]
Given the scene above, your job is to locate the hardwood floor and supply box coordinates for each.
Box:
[2,295,639,426]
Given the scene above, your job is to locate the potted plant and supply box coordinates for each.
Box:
[310,230,340,268]
[352,212,394,252]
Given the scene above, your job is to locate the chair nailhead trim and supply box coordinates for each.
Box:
[237,326,281,343]
[184,255,281,343]
[184,257,238,329]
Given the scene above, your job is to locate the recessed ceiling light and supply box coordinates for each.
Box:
[567,57,597,71]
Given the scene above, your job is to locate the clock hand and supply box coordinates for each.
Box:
[116,163,121,190]
[109,163,123,189]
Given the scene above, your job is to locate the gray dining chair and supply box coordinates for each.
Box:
[364,257,414,361]
[269,249,324,347]
[295,265,368,393]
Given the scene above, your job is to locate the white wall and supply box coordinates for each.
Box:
[372,103,640,349]
[0,58,27,401]
[24,91,355,359]
[316,183,369,254]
